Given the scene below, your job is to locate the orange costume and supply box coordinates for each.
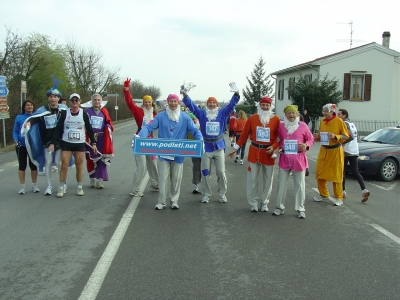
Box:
[236,114,280,165]
[233,96,280,211]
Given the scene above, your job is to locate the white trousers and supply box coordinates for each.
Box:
[157,160,183,205]
[275,168,306,212]
[131,155,159,194]
[247,162,274,207]
[44,149,61,186]
[201,149,227,197]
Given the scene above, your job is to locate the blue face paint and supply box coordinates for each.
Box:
[202,169,210,176]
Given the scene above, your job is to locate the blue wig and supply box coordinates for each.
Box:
[46,75,63,97]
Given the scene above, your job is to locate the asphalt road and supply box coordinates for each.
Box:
[0,120,399,300]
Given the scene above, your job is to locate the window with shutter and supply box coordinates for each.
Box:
[343,73,351,100]
[364,74,372,101]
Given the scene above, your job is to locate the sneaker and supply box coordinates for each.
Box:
[96,181,104,189]
[192,184,200,194]
[129,191,144,197]
[51,166,58,173]
[219,195,227,203]
[57,187,64,198]
[313,195,329,202]
[333,198,343,206]
[77,186,84,196]
[234,155,238,163]
[250,206,258,212]
[297,211,306,219]
[361,189,370,203]
[155,203,167,210]
[90,178,95,188]
[44,185,52,196]
[63,183,67,194]
[32,185,40,193]
[343,191,347,199]
[260,203,268,212]
[272,208,285,216]
[201,196,209,203]
[239,160,243,165]
[171,202,180,209]
[149,184,159,191]
[18,186,26,195]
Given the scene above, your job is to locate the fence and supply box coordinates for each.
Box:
[310,118,398,139]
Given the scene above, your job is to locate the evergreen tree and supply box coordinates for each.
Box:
[286,73,342,132]
[242,56,274,106]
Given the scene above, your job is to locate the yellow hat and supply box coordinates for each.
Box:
[284,105,298,113]
[142,95,153,102]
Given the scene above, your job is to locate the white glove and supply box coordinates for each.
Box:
[131,134,140,147]
[180,82,196,94]
[229,82,239,93]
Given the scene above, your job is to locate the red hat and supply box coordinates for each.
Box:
[206,97,218,106]
[259,96,272,104]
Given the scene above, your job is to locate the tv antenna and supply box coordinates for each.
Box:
[336,20,366,48]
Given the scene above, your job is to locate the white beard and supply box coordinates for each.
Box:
[284,116,300,135]
[205,107,219,121]
[142,107,154,124]
[166,105,180,122]
[257,106,274,126]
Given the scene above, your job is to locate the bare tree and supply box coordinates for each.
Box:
[63,40,120,98]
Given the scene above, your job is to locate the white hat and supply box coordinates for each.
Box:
[69,93,80,100]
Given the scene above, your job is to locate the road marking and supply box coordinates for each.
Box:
[369,223,400,245]
[0,169,4,172]
[78,197,141,300]
[368,181,397,191]
[311,188,400,244]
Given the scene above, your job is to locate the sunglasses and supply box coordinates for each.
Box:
[70,99,80,102]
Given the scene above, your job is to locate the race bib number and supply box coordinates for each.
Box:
[256,126,270,142]
[44,115,57,129]
[67,130,81,140]
[159,155,174,161]
[320,132,329,145]
[90,116,103,129]
[206,122,220,136]
[284,140,298,155]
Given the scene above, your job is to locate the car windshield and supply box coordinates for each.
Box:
[362,128,400,145]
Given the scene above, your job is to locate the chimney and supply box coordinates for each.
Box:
[382,31,391,48]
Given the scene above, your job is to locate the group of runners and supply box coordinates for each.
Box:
[13,77,370,216]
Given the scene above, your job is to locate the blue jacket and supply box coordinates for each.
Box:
[13,113,32,146]
[138,110,203,164]
[183,94,239,153]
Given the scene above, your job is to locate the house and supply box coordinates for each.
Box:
[270,32,400,122]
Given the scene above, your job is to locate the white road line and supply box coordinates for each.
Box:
[368,181,397,191]
[78,197,141,300]
[0,169,4,172]
[369,224,400,245]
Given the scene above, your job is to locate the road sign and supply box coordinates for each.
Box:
[0,96,8,112]
[0,111,10,119]
[0,76,8,97]
[21,80,27,93]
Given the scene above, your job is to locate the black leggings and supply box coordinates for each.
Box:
[16,146,37,171]
[235,134,247,159]
[343,156,365,191]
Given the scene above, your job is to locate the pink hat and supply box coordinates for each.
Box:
[167,94,180,103]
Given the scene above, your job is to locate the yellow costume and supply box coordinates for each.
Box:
[315,117,349,200]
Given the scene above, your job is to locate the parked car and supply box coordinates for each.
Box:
[355,127,400,181]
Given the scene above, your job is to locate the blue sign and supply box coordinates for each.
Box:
[133,137,203,158]
[0,76,8,96]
